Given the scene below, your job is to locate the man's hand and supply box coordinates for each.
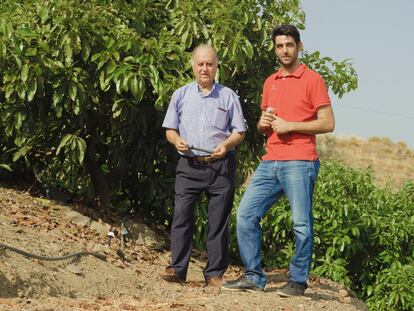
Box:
[174,137,189,152]
[166,129,189,152]
[212,142,228,159]
[271,116,291,134]
[257,110,275,133]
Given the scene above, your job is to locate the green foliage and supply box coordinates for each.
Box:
[366,262,414,311]
[0,0,186,214]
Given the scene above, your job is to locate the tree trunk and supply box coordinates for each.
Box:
[85,137,111,210]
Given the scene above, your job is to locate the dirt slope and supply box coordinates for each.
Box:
[0,187,367,311]
[318,135,414,189]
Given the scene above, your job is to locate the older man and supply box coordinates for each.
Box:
[161,44,246,286]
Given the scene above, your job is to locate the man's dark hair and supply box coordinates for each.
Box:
[271,24,301,45]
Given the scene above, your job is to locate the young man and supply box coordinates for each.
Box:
[161,44,246,286]
[222,25,334,296]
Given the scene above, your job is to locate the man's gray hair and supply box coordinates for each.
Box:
[190,44,219,65]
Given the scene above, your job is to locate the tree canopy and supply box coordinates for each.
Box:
[0,0,357,218]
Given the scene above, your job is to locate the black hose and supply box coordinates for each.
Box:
[0,243,107,261]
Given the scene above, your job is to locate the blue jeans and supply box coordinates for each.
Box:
[236,160,320,289]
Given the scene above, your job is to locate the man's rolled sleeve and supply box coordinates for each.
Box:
[229,92,246,133]
[162,91,180,129]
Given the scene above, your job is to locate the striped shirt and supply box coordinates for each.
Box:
[162,81,246,156]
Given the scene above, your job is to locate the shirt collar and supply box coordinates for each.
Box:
[275,63,307,79]
[195,81,216,96]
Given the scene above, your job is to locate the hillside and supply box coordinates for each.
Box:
[2,134,409,310]
[317,135,414,189]
[0,187,367,311]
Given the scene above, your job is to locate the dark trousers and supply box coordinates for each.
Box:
[170,152,236,280]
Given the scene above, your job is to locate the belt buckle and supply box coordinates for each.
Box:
[195,156,215,164]
[204,156,215,163]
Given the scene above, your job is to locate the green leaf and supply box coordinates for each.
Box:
[17,27,37,38]
[81,41,91,62]
[39,6,49,24]
[0,164,12,172]
[2,21,13,39]
[25,48,37,56]
[5,84,14,99]
[68,82,77,101]
[130,76,139,98]
[16,84,26,100]
[27,78,37,102]
[106,60,117,74]
[4,73,16,82]
[21,63,29,82]
[76,138,86,164]
[64,43,73,65]
[201,25,209,39]
[73,99,80,115]
[13,146,28,162]
[56,134,73,155]
[112,98,124,118]
[113,51,120,61]
[122,73,133,92]
[52,90,64,107]
[242,39,254,59]
[77,83,86,103]
[91,53,101,62]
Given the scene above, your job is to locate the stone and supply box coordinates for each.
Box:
[63,211,91,227]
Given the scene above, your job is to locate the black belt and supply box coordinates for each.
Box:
[185,155,218,163]
[182,151,234,164]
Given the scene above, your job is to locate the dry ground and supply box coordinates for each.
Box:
[317,134,414,189]
[0,187,367,311]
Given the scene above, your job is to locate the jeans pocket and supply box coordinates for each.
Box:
[307,160,320,184]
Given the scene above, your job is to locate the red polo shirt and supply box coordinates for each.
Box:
[261,64,331,160]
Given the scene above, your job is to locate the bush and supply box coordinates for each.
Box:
[366,262,414,311]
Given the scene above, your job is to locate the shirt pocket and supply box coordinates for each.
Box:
[207,106,229,130]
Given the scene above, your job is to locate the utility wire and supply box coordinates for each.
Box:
[335,104,414,120]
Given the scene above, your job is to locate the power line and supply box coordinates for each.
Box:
[335,104,414,120]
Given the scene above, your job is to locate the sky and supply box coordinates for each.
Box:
[301,0,414,148]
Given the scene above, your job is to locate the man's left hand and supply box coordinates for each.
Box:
[271,116,291,134]
[212,143,228,159]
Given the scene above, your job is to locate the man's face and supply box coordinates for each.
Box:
[192,47,217,88]
[274,35,300,68]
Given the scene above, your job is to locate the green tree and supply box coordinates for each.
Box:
[0,0,356,219]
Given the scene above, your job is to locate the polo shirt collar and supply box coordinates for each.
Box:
[275,63,307,79]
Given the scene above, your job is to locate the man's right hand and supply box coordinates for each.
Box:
[166,129,189,152]
[257,110,275,133]
[174,137,189,152]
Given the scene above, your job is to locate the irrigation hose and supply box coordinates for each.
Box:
[0,243,107,262]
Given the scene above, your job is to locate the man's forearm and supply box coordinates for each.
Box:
[287,118,335,135]
[165,129,180,145]
[271,105,335,135]
[222,131,245,150]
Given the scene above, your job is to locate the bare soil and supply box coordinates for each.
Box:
[0,187,368,311]
[317,134,414,189]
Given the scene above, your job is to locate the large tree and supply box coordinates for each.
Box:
[0,0,356,219]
